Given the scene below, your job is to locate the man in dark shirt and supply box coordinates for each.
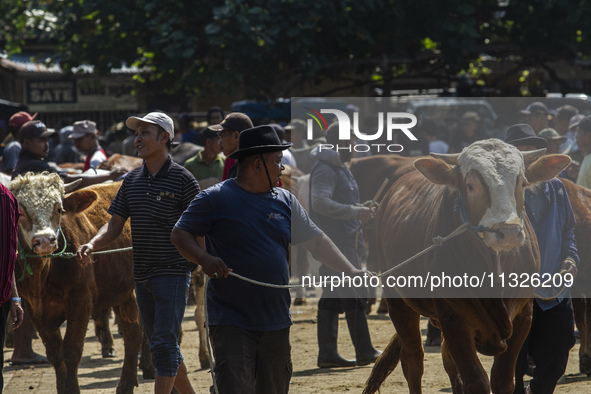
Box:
[171,125,375,394]
[77,112,199,394]
[505,124,579,394]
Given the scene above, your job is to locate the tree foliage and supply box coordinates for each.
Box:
[2,0,591,99]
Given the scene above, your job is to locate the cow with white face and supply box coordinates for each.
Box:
[419,139,557,253]
[365,139,572,394]
[9,172,145,394]
[12,173,79,255]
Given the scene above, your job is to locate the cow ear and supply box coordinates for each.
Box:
[414,158,458,188]
[525,154,571,184]
[63,190,98,214]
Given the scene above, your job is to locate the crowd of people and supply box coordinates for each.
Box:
[1,99,589,393]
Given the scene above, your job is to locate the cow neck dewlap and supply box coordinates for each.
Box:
[457,140,523,228]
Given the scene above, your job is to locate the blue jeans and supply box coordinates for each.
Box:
[135,273,191,377]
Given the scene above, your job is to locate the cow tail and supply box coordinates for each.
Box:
[362,333,401,394]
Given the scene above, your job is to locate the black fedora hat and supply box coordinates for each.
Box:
[229,125,292,160]
[504,124,548,149]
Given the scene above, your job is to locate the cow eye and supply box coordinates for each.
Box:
[57,208,64,214]
[467,183,474,192]
[522,182,527,188]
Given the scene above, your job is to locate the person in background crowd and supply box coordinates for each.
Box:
[171,125,375,393]
[177,113,197,144]
[47,125,83,165]
[538,128,566,155]
[206,107,225,126]
[287,119,317,174]
[1,111,36,175]
[520,101,550,135]
[69,120,107,172]
[184,127,225,189]
[575,116,591,189]
[209,112,253,180]
[77,112,198,394]
[449,111,485,153]
[309,123,381,368]
[504,124,578,394]
[269,123,296,168]
[553,106,579,155]
[0,182,24,391]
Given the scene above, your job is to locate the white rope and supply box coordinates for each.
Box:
[378,222,470,278]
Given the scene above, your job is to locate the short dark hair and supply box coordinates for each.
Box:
[207,106,225,124]
[556,105,579,121]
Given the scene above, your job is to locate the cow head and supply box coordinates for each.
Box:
[414,139,570,252]
[9,172,97,256]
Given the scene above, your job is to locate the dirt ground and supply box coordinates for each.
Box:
[3,297,590,393]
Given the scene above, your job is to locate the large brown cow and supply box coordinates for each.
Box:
[9,172,143,394]
[363,140,570,393]
[352,154,591,372]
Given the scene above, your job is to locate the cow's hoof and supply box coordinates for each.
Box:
[102,348,117,358]
[294,298,307,306]
[580,354,591,376]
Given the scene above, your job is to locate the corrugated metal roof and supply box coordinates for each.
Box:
[0,53,147,74]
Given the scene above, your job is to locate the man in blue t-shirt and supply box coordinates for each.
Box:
[505,124,579,394]
[172,125,374,394]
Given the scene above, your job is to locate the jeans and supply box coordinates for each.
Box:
[209,325,292,394]
[135,273,191,377]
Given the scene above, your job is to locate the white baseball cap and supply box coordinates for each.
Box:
[126,112,174,140]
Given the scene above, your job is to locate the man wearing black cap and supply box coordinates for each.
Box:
[505,124,579,394]
[11,120,126,187]
[208,112,253,180]
[171,125,374,394]
[520,101,550,135]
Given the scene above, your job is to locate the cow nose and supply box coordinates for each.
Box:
[494,225,524,244]
[32,236,57,255]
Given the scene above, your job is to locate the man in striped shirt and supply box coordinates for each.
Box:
[77,112,199,394]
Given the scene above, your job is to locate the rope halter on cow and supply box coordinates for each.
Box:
[17,227,132,281]
[453,192,524,239]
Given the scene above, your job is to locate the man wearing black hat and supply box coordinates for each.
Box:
[505,124,578,394]
[171,125,373,394]
[520,101,550,135]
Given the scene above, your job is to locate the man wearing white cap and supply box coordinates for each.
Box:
[69,120,107,172]
[77,112,199,394]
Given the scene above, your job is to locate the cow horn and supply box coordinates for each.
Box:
[521,149,546,165]
[64,179,83,193]
[430,153,460,165]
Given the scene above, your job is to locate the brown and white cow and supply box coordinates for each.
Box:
[9,172,144,394]
[364,140,571,393]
